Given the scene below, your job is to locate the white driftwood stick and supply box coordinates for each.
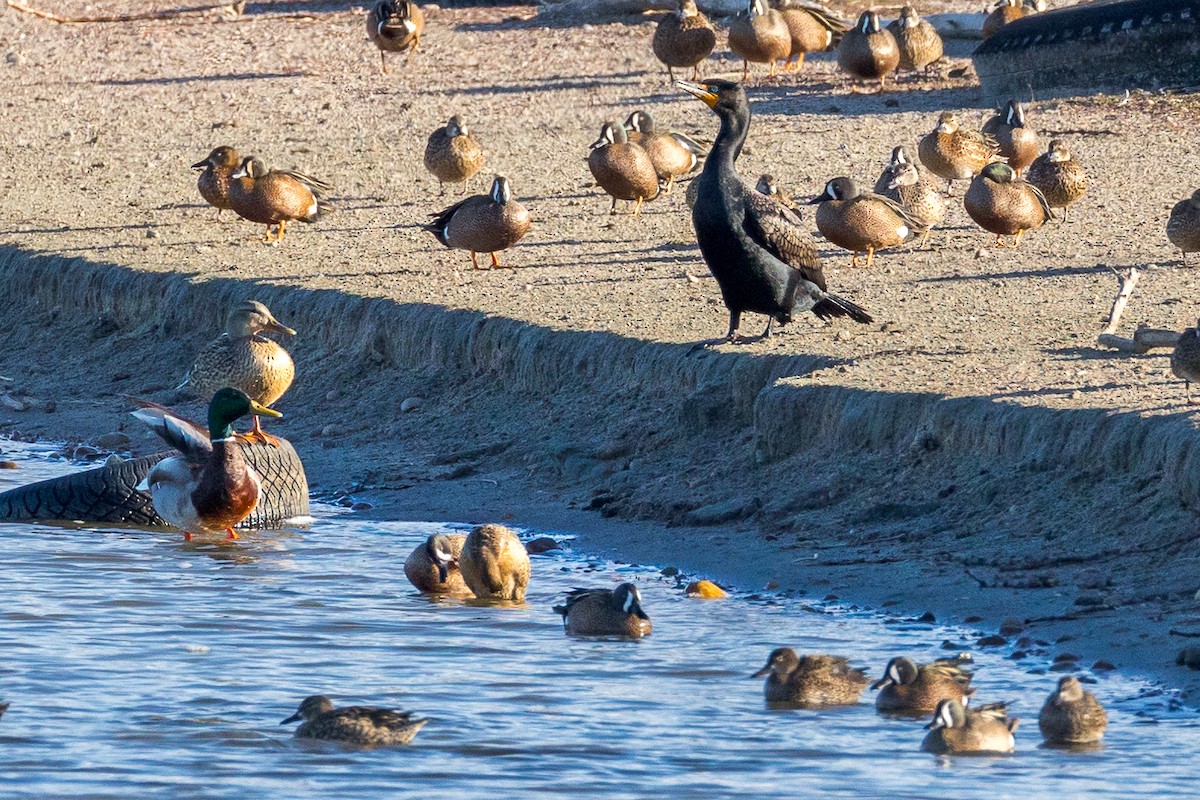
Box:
[1100,267,1139,335]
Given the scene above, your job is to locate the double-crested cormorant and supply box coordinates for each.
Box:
[677,79,873,342]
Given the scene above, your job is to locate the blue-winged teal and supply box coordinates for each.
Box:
[425,175,531,269]
[1025,139,1087,221]
[623,110,703,193]
[886,6,942,72]
[770,0,844,71]
[1167,190,1200,265]
[192,146,241,216]
[964,162,1050,248]
[982,100,1040,176]
[1038,676,1107,745]
[404,532,472,596]
[458,523,530,602]
[424,115,485,195]
[228,157,331,244]
[186,300,294,447]
[872,656,975,714]
[132,388,281,541]
[588,121,660,215]
[982,0,1042,39]
[875,147,946,244]
[752,648,869,706]
[1170,319,1200,403]
[554,582,652,637]
[810,176,919,267]
[652,0,716,82]
[918,112,999,194]
[922,699,1018,754]
[282,696,429,746]
[728,0,792,80]
[366,0,424,73]
[837,11,898,90]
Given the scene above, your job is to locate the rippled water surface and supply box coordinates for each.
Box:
[0,441,1196,799]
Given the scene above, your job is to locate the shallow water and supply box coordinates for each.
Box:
[0,441,1195,799]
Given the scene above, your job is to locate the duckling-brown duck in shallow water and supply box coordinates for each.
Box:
[1038,676,1107,745]
[752,648,870,706]
[228,157,331,244]
[554,582,652,637]
[458,523,530,602]
[282,695,429,746]
[404,532,472,597]
[872,655,975,714]
[652,0,716,82]
[922,699,1018,754]
[425,175,531,269]
[366,0,424,73]
[192,146,240,217]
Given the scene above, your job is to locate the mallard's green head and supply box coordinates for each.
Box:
[981,162,1016,183]
[207,387,282,441]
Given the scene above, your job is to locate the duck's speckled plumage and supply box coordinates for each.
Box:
[983,0,1038,39]
[918,112,999,191]
[812,176,919,266]
[728,0,792,79]
[1170,318,1200,402]
[753,648,870,706]
[1025,139,1087,219]
[192,146,241,213]
[964,161,1050,247]
[1038,676,1108,744]
[872,655,975,713]
[404,532,472,596]
[554,582,652,637]
[837,11,898,88]
[458,523,530,602]
[652,0,716,81]
[771,0,843,71]
[282,696,429,746]
[623,110,702,192]
[982,100,1040,176]
[875,147,946,239]
[886,6,943,71]
[588,121,660,214]
[1166,189,1200,264]
[188,300,295,417]
[425,175,531,269]
[922,699,1018,754]
[366,0,424,73]
[424,115,485,192]
[228,157,331,243]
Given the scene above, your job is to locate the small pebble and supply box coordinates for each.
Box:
[976,635,1007,647]
[660,566,679,577]
[915,610,936,623]
[525,536,560,554]
[350,502,373,511]
[95,432,131,450]
[998,618,1024,635]
[400,397,422,413]
[685,580,728,599]
[0,461,18,469]
[321,424,342,438]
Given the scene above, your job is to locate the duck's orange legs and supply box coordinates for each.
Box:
[225,527,239,541]
[239,415,281,447]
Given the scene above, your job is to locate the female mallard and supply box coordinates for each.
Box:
[982,100,1040,176]
[425,175,531,269]
[191,146,241,216]
[810,176,920,267]
[1170,319,1200,403]
[132,387,282,540]
[872,655,975,714]
[770,0,844,71]
[187,300,295,447]
[964,162,1050,247]
[282,696,429,746]
[837,11,899,90]
[623,110,704,193]
[728,0,792,80]
[588,121,660,215]
[922,699,1018,754]
[424,115,485,194]
[918,111,999,193]
[886,6,942,72]
[366,0,424,73]
[403,532,472,596]
[459,523,530,602]
[1025,139,1088,221]
[1168,189,1200,265]
[554,582,652,637]
[228,157,332,244]
[1038,676,1107,745]
[752,648,870,706]
[875,147,946,244]
[652,0,716,82]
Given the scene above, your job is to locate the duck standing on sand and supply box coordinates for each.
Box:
[810,176,920,267]
[652,0,716,82]
[1170,319,1200,403]
[425,175,531,269]
[875,147,946,245]
[918,111,999,194]
[588,121,660,215]
[132,388,282,541]
[191,146,241,217]
[963,162,1050,248]
[1166,190,1200,265]
[982,100,1040,176]
[770,0,844,72]
[728,0,792,80]
[886,6,943,72]
[424,115,485,195]
[366,0,424,73]
[837,11,899,90]
[678,78,873,342]
[282,696,429,746]
[228,157,332,244]
[1025,139,1088,221]
[623,110,704,194]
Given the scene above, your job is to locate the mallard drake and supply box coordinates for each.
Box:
[588,121,660,215]
[837,11,899,90]
[922,699,1018,754]
[1025,139,1087,221]
[554,582,652,637]
[228,157,331,244]
[1170,319,1200,403]
[752,648,870,706]
[652,0,716,82]
[132,388,282,541]
[679,78,872,342]
[918,112,1000,193]
[875,147,946,244]
[964,162,1050,247]
[982,100,1040,176]
[1168,190,1200,265]
[191,146,241,216]
[366,0,424,73]
[770,0,844,71]
[982,0,1041,39]
[623,110,703,193]
[425,175,531,269]
[810,176,919,267]
[458,523,530,602]
[872,656,975,714]
[423,115,485,195]
[886,6,943,71]
[282,696,429,746]
[403,532,472,596]
[1038,676,1107,745]
[728,0,792,80]
[186,300,294,447]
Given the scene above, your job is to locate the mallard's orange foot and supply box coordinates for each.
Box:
[225,527,240,541]
[183,531,194,541]
[240,429,282,448]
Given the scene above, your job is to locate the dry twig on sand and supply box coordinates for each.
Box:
[1095,266,1181,353]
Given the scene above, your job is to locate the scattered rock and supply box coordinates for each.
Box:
[684,496,759,526]
[1177,647,1200,670]
[1053,652,1080,663]
[0,394,31,412]
[325,389,342,402]
[43,400,56,413]
[95,432,132,450]
[1092,660,1116,671]
[350,502,373,511]
[915,610,936,623]
[320,424,343,438]
[1074,594,1106,607]
[6,52,27,66]
[976,634,1007,647]
[998,618,1024,635]
[1009,650,1027,660]
[525,536,560,554]
[400,397,422,413]
[660,566,679,577]
[963,615,983,624]
[0,461,18,469]
[104,454,124,467]
[766,580,779,590]
[686,580,728,599]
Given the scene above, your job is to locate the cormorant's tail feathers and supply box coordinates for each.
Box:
[814,293,874,325]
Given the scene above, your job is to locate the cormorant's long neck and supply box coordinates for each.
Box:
[711,105,751,171]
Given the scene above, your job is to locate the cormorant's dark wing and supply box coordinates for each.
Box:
[742,190,826,290]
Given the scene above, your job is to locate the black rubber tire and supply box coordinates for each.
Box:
[0,439,309,529]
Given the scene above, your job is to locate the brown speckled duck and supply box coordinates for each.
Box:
[1038,676,1107,745]
[1170,318,1200,402]
[1025,139,1087,221]
[982,100,1039,176]
[554,582,652,637]
[837,11,899,90]
[623,110,703,193]
[652,0,716,82]
[424,115,485,194]
[366,0,424,73]
[458,523,530,602]
[983,0,1041,39]
[192,146,241,216]
[425,175,531,269]
[753,648,869,706]
[873,655,975,714]
[922,699,1018,754]
[228,157,331,243]
[187,300,295,446]
[918,112,999,193]
[810,176,919,266]
[770,0,844,71]
[588,121,660,215]
[886,6,943,72]
[964,162,1050,247]
[282,696,429,746]
[1167,190,1200,265]
[403,532,472,596]
[728,0,793,80]
[875,147,946,244]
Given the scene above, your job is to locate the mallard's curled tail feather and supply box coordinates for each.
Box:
[128,399,212,461]
[813,293,873,324]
